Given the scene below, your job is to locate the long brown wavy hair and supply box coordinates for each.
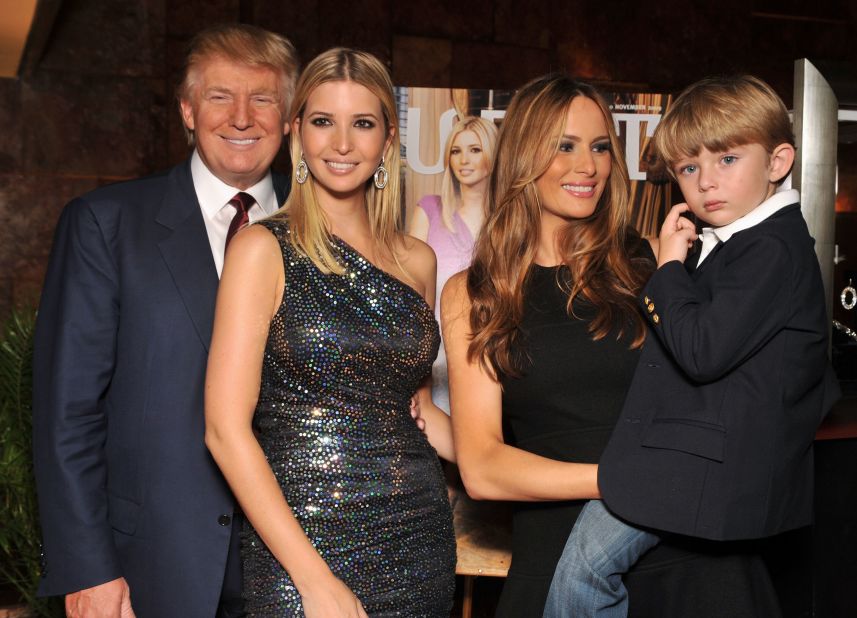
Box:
[466,74,654,379]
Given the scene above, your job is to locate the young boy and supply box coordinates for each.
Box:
[543,75,840,618]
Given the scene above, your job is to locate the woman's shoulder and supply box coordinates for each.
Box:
[221,221,285,288]
[443,269,469,297]
[254,213,290,234]
[399,232,435,260]
[229,222,283,260]
[396,233,437,293]
[440,269,471,317]
[406,230,436,253]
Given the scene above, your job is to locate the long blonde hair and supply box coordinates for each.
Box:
[439,116,498,232]
[278,48,402,275]
[467,74,653,379]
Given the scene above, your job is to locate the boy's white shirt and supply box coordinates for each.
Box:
[696,188,800,266]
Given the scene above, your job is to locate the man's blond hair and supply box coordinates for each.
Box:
[177,24,299,144]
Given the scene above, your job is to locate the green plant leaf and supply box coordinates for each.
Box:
[0,308,63,617]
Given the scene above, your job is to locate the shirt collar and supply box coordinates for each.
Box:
[190,150,279,217]
[697,188,799,265]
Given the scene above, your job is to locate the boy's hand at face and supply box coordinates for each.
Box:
[657,203,698,268]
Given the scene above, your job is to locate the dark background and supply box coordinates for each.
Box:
[1,0,856,319]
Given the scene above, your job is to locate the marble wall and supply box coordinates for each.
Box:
[0,0,855,316]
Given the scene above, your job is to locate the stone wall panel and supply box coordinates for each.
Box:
[166,0,240,37]
[40,0,165,77]
[0,174,99,314]
[392,36,452,87]
[451,41,549,89]
[393,0,493,41]
[0,80,22,173]
[494,0,549,49]
[22,72,169,178]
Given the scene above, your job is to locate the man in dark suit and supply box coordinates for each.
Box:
[32,24,298,618]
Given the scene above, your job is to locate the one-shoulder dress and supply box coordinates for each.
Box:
[241,219,456,616]
[496,246,782,617]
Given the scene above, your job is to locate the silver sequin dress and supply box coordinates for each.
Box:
[241,219,456,617]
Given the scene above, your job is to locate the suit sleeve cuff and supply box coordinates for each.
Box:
[641,261,693,327]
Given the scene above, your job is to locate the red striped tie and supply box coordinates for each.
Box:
[225,192,255,250]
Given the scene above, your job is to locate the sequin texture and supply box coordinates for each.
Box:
[241,219,456,616]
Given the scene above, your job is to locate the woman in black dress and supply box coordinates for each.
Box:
[441,74,780,617]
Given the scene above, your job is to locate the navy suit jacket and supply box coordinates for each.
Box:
[32,160,288,616]
[600,204,840,541]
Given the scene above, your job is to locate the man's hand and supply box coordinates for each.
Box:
[65,577,135,618]
[657,203,698,268]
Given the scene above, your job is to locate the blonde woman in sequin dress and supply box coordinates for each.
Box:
[204,48,456,617]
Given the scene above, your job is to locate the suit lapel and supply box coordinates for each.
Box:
[272,169,290,205]
[685,240,702,274]
[156,161,219,351]
[691,240,725,281]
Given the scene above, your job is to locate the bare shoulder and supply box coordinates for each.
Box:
[443,270,469,299]
[440,270,471,321]
[219,222,285,320]
[223,223,283,278]
[231,222,280,254]
[399,233,435,261]
[397,234,437,286]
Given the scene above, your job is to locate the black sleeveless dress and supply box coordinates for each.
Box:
[241,219,456,616]
[496,247,782,617]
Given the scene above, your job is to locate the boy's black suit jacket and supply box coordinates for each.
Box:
[600,203,840,541]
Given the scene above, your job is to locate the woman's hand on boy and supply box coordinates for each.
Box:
[657,203,698,268]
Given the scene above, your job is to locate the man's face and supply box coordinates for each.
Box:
[180,56,289,190]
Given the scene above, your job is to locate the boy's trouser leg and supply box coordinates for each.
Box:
[543,499,660,618]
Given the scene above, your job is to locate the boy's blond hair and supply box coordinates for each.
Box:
[653,75,794,178]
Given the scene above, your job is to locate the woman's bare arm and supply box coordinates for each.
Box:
[401,235,455,462]
[205,225,366,617]
[441,272,600,502]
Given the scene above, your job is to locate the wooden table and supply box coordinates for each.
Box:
[447,464,512,618]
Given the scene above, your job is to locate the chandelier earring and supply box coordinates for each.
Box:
[295,153,309,185]
[373,157,389,190]
[842,279,856,310]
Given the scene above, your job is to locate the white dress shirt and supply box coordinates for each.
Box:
[190,150,281,277]
[697,188,800,266]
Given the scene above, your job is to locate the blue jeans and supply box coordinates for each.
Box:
[543,500,660,618]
